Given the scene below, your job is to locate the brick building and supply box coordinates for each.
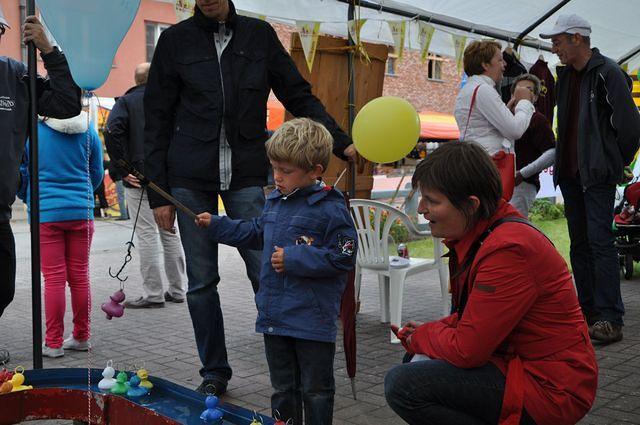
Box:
[0,0,459,114]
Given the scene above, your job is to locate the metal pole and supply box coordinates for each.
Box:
[336,0,554,52]
[26,0,43,370]
[513,0,573,50]
[618,45,640,65]
[347,0,356,199]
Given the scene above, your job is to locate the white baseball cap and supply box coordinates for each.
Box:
[0,5,10,29]
[540,14,591,39]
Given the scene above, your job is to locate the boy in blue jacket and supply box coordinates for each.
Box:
[196,118,357,424]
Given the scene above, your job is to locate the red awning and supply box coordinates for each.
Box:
[419,111,460,140]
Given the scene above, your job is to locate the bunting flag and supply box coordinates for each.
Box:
[452,34,468,74]
[238,10,266,21]
[387,20,406,59]
[295,20,321,72]
[174,0,195,22]
[418,22,435,63]
[347,19,367,44]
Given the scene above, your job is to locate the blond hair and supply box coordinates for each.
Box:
[463,40,502,76]
[265,118,333,171]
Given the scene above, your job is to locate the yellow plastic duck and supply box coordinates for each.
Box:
[10,366,33,392]
[137,368,153,390]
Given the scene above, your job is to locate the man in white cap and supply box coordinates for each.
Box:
[0,6,82,365]
[541,14,640,344]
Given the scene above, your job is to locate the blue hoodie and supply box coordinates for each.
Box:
[19,112,104,223]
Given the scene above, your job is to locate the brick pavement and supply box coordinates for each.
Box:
[2,218,640,424]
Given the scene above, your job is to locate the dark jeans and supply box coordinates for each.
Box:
[559,177,624,325]
[264,334,336,425]
[172,186,264,383]
[384,360,536,425]
[0,222,16,317]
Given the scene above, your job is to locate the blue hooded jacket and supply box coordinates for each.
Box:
[206,183,357,342]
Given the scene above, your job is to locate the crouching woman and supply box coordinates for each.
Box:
[384,142,597,425]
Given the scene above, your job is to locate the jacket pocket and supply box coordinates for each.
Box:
[176,55,219,92]
[235,50,269,140]
[287,216,325,246]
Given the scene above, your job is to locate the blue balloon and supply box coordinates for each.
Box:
[37,0,141,91]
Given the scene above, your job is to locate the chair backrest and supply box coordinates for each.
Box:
[349,199,425,270]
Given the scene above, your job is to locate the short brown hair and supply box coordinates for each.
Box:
[510,73,541,96]
[265,118,333,172]
[463,40,502,76]
[412,142,502,227]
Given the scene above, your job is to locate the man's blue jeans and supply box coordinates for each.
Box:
[385,359,535,425]
[172,186,264,383]
[559,177,624,325]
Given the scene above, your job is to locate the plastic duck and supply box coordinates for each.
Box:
[200,395,224,423]
[101,289,125,320]
[98,360,117,391]
[136,368,153,390]
[10,366,32,392]
[126,375,148,397]
[110,371,128,395]
[0,380,12,394]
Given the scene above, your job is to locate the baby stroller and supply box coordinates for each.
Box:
[614,181,640,279]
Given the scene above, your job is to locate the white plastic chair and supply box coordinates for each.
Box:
[349,199,449,343]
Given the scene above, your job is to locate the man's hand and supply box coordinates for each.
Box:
[196,212,212,228]
[153,205,176,233]
[23,16,53,55]
[123,174,141,188]
[271,246,285,273]
[343,144,357,161]
[515,171,523,186]
[391,321,421,350]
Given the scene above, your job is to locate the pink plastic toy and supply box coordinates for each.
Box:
[101,289,125,320]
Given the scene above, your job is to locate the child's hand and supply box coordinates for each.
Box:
[271,246,285,273]
[196,212,212,228]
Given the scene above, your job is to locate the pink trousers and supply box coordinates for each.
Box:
[40,220,94,349]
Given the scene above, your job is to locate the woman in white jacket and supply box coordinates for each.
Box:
[454,40,535,157]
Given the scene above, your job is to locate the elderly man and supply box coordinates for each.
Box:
[106,63,187,310]
[541,14,640,344]
[0,7,82,365]
[144,0,355,394]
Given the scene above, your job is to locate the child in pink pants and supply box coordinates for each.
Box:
[19,112,104,357]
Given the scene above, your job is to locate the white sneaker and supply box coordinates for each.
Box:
[42,343,64,358]
[62,336,91,351]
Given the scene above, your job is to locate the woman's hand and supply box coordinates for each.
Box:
[513,85,534,104]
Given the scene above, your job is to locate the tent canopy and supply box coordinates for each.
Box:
[235,0,640,70]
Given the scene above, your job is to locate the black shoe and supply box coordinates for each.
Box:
[123,296,165,309]
[196,379,227,396]
[0,349,9,365]
[590,320,623,344]
[164,291,185,304]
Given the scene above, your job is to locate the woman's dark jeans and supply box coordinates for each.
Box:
[384,359,536,425]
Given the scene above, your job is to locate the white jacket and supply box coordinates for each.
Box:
[454,74,534,155]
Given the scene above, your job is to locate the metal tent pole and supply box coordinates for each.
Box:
[347,0,356,199]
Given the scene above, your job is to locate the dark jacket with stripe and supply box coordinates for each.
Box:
[555,48,640,187]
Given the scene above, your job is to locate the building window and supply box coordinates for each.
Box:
[427,55,443,81]
[386,48,398,76]
[146,22,170,62]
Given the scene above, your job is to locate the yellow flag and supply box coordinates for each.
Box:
[347,19,367,44]
[452,34,468,74]
[296,21,321,72]
[387,21,406,59]
[418,22,435,63]
[174,0,195,22]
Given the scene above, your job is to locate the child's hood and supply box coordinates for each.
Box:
[42,111,89,134]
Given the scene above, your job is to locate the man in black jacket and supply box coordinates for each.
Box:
[106,63,186,310]
[0,9,82,365]
[541,14,640,344]
[144,0,355,394]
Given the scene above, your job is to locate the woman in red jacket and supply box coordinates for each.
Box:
[384,142,597,425]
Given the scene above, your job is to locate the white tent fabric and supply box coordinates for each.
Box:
[234,0,640,70]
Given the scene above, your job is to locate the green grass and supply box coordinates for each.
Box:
[405,217,572,267]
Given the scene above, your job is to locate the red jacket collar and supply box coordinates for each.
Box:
[444,200,522,265]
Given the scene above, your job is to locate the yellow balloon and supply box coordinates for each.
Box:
[352,96,420,163]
